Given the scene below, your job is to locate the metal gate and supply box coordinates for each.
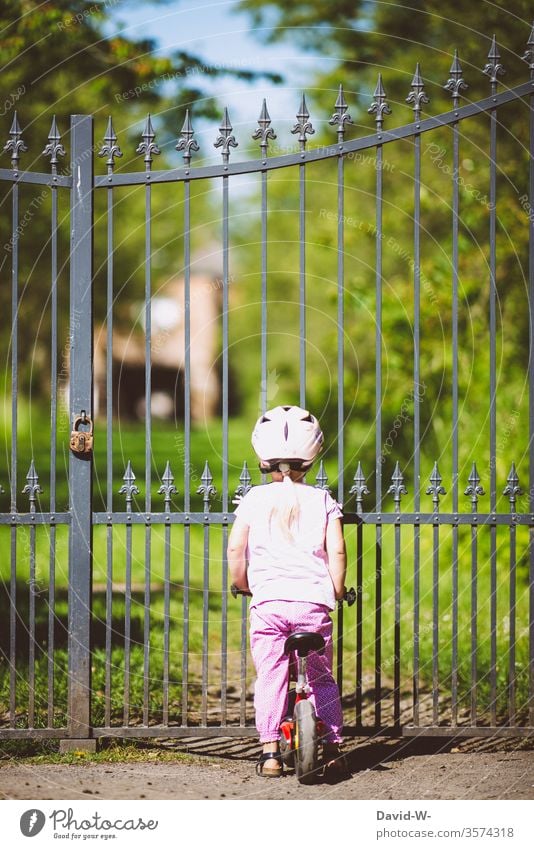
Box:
[1,36,534,743]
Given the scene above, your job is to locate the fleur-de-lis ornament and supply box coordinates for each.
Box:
[406,64,429,121]
[291,94,315,151]
[426,462,446,510]
[329,85,353,142]
[314,460,331,494]
[503,462,522,511]
[98,116,123,173]
[197,461,216,510]
[464,462,485,510]
[3,112,27,169]
[214,107,238,165]
[42,116,65,173]
[233,461,252,502]
[119,461,140,508]
[368,74,391,131]
[23,460,42,508]
[158,461,178,510]
[523,22,534,77]
[387,462,407,512]
[483,35,505,92]
[136,114,160,169]
[349,462,370,513]
[176,109,200,166]
[252,99,277,158]
[444,50,468,106]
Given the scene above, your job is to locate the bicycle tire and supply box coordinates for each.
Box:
[294,699,319,784]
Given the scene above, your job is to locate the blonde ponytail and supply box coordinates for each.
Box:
[268,464,301,542]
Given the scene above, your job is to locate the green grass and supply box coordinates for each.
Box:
[0,418,531,732]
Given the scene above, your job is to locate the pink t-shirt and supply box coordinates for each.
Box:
[233,482,343,610]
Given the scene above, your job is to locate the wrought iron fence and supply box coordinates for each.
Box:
[0,32,534,742]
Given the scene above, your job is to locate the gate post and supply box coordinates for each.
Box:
[62,114,96,751]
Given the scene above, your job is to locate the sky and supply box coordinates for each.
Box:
[108,0,333,158]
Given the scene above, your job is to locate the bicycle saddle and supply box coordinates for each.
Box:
[284,631,325,657]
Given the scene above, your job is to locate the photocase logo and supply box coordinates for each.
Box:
[20,809,46,837]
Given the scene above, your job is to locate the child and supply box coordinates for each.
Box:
[227,405,348,779]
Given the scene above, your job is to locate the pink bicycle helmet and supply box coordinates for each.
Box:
[251,405,324,471]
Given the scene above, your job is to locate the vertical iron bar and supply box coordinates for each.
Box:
[143,182,152,727]
[68,115,94,739]
[163,512,171,726]
[489,102,498,726]
[201,518,210,726]
[432,516,439,725]
[48,181,58,727]
[451,118,460,728]
[509,513,517,726]
[470,514,478,725]
[337,152,345,502]
[182,179,191,726]
[9,176,19,727]
[393,515,401,728]
[123,523,132,726]
[413,126,421,727]
[261,169,268,414]
[240,595,247,726]
[299,162,306,407]
[221,173,230,725]
[356,521,363,726]
[528,64,534,730]
[104,180,114,729]
[375,142,383,728]
[28,522,36,727]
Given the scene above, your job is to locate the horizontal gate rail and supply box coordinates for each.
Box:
[92,80,534,188]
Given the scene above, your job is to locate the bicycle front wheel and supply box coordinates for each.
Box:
[294,699,319,784]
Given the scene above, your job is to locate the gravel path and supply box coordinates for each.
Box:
[1,737,532,800]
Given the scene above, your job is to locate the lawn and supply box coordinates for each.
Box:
[0,417,531,731]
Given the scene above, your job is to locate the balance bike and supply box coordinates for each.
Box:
[231,584,356,784]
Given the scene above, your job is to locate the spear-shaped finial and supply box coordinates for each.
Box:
[197,460,216,511]
[42,115,65,173]
[483,35,505,92]
[314,460,331,494]
[176,109,200,166]
[119,461,140,508]
[136,114,160,169]
[214,107,238,165]
[252,99,277,158]
[444,50,468,106]
[523,22,534,77]
[464,462,485,511]
[368,74,391,131]
[22,460,43,509]
[426,461,446,510]
[349,462,370,513]
[291,93,315,151]
[98,116,123,173]
[158,461,178,510]
[3,111,27,170]
[329,84,353,143]
[503,462,522,511]
[406,63,429,121]
[387,461,407,512]
[234,461,252,502]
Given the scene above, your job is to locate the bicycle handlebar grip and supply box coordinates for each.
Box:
[344,586,356,607]
[230,584,252,598]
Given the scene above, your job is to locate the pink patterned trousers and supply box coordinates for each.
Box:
[249,599,343,744]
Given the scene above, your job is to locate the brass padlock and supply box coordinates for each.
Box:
[70,414,94,456]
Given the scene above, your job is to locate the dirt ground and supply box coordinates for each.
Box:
[1,735,533,800]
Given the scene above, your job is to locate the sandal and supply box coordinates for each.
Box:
[256,749,284,778]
